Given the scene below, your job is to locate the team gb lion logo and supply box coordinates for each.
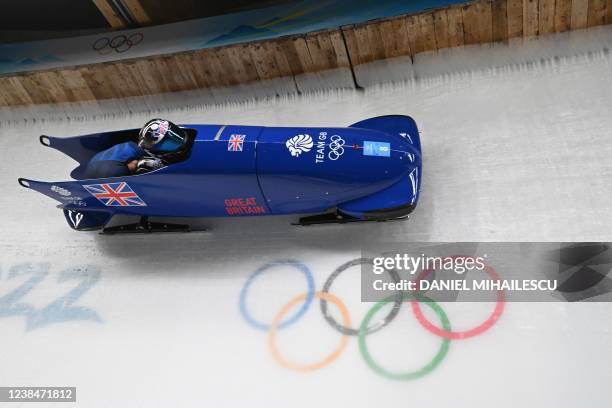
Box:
[286,134,314,157]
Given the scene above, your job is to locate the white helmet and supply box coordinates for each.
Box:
[138,118,185,153]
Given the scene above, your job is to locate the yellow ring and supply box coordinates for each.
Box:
[268,291,351,372]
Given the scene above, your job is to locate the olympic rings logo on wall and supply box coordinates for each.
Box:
[92,33,144,55]
[239,257,505,379]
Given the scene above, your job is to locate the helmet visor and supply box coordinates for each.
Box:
[154,128,186,152]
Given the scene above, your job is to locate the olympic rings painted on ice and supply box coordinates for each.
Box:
[92,33,144,55]
[359,294,451,380]
[320,258,402,336]
[239,259,314,331]
[239,257,506,379]
[411,256,505,340]
[269,291,351,372]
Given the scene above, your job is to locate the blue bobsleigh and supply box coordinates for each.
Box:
[18,115,422,233]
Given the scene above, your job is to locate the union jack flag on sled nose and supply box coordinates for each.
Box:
[83,182,147,207]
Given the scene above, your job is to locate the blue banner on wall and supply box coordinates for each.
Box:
[0,0,464,75]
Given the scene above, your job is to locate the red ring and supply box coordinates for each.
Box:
[411,255,505,340]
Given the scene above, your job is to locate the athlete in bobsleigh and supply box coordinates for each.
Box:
[18,115,422,233]
[84,119,188,179]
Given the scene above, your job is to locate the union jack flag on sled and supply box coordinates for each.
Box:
[227,134,245,152]
[83,182,147,207]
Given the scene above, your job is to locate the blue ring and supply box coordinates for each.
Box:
[240,259,315,331]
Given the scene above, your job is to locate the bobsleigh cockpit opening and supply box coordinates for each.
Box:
[68,123,197,181]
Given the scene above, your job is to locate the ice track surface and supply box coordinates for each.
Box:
[1,30,612,407]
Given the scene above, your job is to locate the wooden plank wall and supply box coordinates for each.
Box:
[1,0,611,108]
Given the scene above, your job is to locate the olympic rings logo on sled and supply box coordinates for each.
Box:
[92,33,144,55]
[328,135,345,161]
[239,258,505,378]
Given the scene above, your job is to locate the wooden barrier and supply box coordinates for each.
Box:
[1,0,611,107]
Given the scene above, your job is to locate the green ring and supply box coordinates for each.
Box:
[358,294,451,380]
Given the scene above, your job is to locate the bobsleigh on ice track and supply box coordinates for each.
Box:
[18,115,422,233]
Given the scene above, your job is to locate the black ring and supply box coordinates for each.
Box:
[92,37,110,51]
[320,258,403,336]
[114,41,132,53]
[109,34,128,49]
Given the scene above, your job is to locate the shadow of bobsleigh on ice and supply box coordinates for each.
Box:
[91,198,435,275]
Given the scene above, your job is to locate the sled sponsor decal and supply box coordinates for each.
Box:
[51,184,87,205]
[67,211,84,229]
[409,167,419,202]
[62,197,87,207]
[315,132,345,164]
[83,182,147,207]
[228,134,245,152]
[363,141,391,157]
[50,185,86,206]
[399,132,413,144]
[224,197,267,215]
[50,185,71,197]
[286,134,313,157]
